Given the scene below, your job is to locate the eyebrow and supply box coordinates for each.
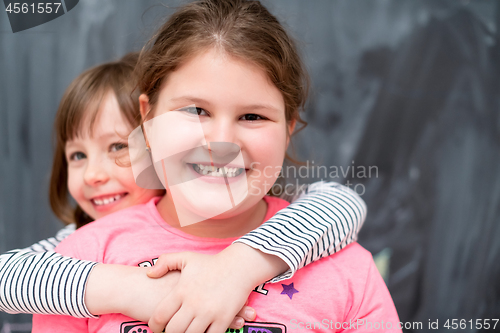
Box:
[170,96,212,106]
[170,96,281,113]
[97,132,128,139]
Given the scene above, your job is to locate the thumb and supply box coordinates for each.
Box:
[147,252,188,278]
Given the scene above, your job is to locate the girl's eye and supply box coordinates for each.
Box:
[69,152,86,161]
[110,142,128,153]
[240,114,265,121]
[179,106,208,116]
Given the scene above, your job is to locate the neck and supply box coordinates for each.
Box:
[156,192,267,238]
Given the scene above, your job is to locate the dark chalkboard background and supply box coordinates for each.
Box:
[1,1,499,332]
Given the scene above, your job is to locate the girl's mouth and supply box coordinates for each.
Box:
[91,193,127,206]
[190,163,245,178]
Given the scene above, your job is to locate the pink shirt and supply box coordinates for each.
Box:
[33,196,401,332]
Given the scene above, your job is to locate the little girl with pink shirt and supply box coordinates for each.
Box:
[31,1,400,332]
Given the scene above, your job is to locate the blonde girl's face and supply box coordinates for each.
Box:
[65,92,163,221]
[141,48,294,222]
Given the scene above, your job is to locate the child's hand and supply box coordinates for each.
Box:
[86,264,255,330]
[147,249,261,333]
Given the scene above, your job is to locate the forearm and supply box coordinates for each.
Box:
[216,243,289,290]
[0,224,99,317]
[235,181,367,282]
[0,248,96,317]
[85,264,180,321]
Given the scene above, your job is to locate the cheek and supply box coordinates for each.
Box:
[114,165,161,202]
[114,165,139,190]
[244,125,287,166]
[244,125,287,196]
[66,168,82,199]
[145,112,207,163]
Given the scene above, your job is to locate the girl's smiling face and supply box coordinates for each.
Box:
[140,48,294,230]
[65,92,163,220]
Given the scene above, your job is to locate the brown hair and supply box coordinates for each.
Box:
[49,53,142,228]
[136,0,309,136]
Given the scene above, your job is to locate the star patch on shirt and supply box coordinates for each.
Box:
[280,282,299,299]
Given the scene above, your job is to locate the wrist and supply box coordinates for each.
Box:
[85,264,149,315]
[86,264,181,321]
[220,243,289,288]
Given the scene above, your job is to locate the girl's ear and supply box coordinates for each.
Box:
[286,119,297,148]
[139,94,151,121]
[139,94,151,148]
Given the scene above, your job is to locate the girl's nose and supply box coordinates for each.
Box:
[204,117,237,146]
[208,142,240,164]
[83,160,110,186]
[204,118,241,159]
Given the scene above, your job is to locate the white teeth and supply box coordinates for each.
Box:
[93,194,123,206]
[224,167,238,174]
[194,164,243,177]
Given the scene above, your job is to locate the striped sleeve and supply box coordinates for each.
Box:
[0,224,98,318]
[234,181,367,282]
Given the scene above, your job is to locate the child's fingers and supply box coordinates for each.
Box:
[148,293,182,333]
[184,317,212,333]
[228,316,245,329]
[206,317,235,333]
[147,252,191,278]
[227,305,256,329]
[236,305,256,322]
[164,306,194,333]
